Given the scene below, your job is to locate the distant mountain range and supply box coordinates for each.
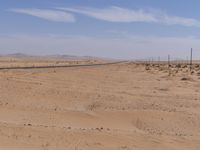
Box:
[2,53,31,58]
[0,53,116,61]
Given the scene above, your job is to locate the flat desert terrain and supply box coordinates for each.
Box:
[0,58,200,150]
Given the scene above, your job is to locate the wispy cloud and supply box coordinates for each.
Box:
[60,6,157,23]
[9,8,75,22]
[59,6,200,27]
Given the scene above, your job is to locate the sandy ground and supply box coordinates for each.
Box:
[0,60,200,150]
[0,57,104,68]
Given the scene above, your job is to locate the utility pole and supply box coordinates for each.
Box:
[190,48,193,72]
[168,54,170,68]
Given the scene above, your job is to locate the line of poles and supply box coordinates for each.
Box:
[142,48,194,72]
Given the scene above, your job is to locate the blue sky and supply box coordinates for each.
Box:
[1,0,200,59]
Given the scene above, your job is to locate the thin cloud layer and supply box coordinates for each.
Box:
[9,8,75,22]
[59,6,200,27]
[0,34,199,59]
[61,6,157,23]
[9,7,200,27]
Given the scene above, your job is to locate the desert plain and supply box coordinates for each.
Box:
[0,57,200,150]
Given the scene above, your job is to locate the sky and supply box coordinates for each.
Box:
[1,0,200,59]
